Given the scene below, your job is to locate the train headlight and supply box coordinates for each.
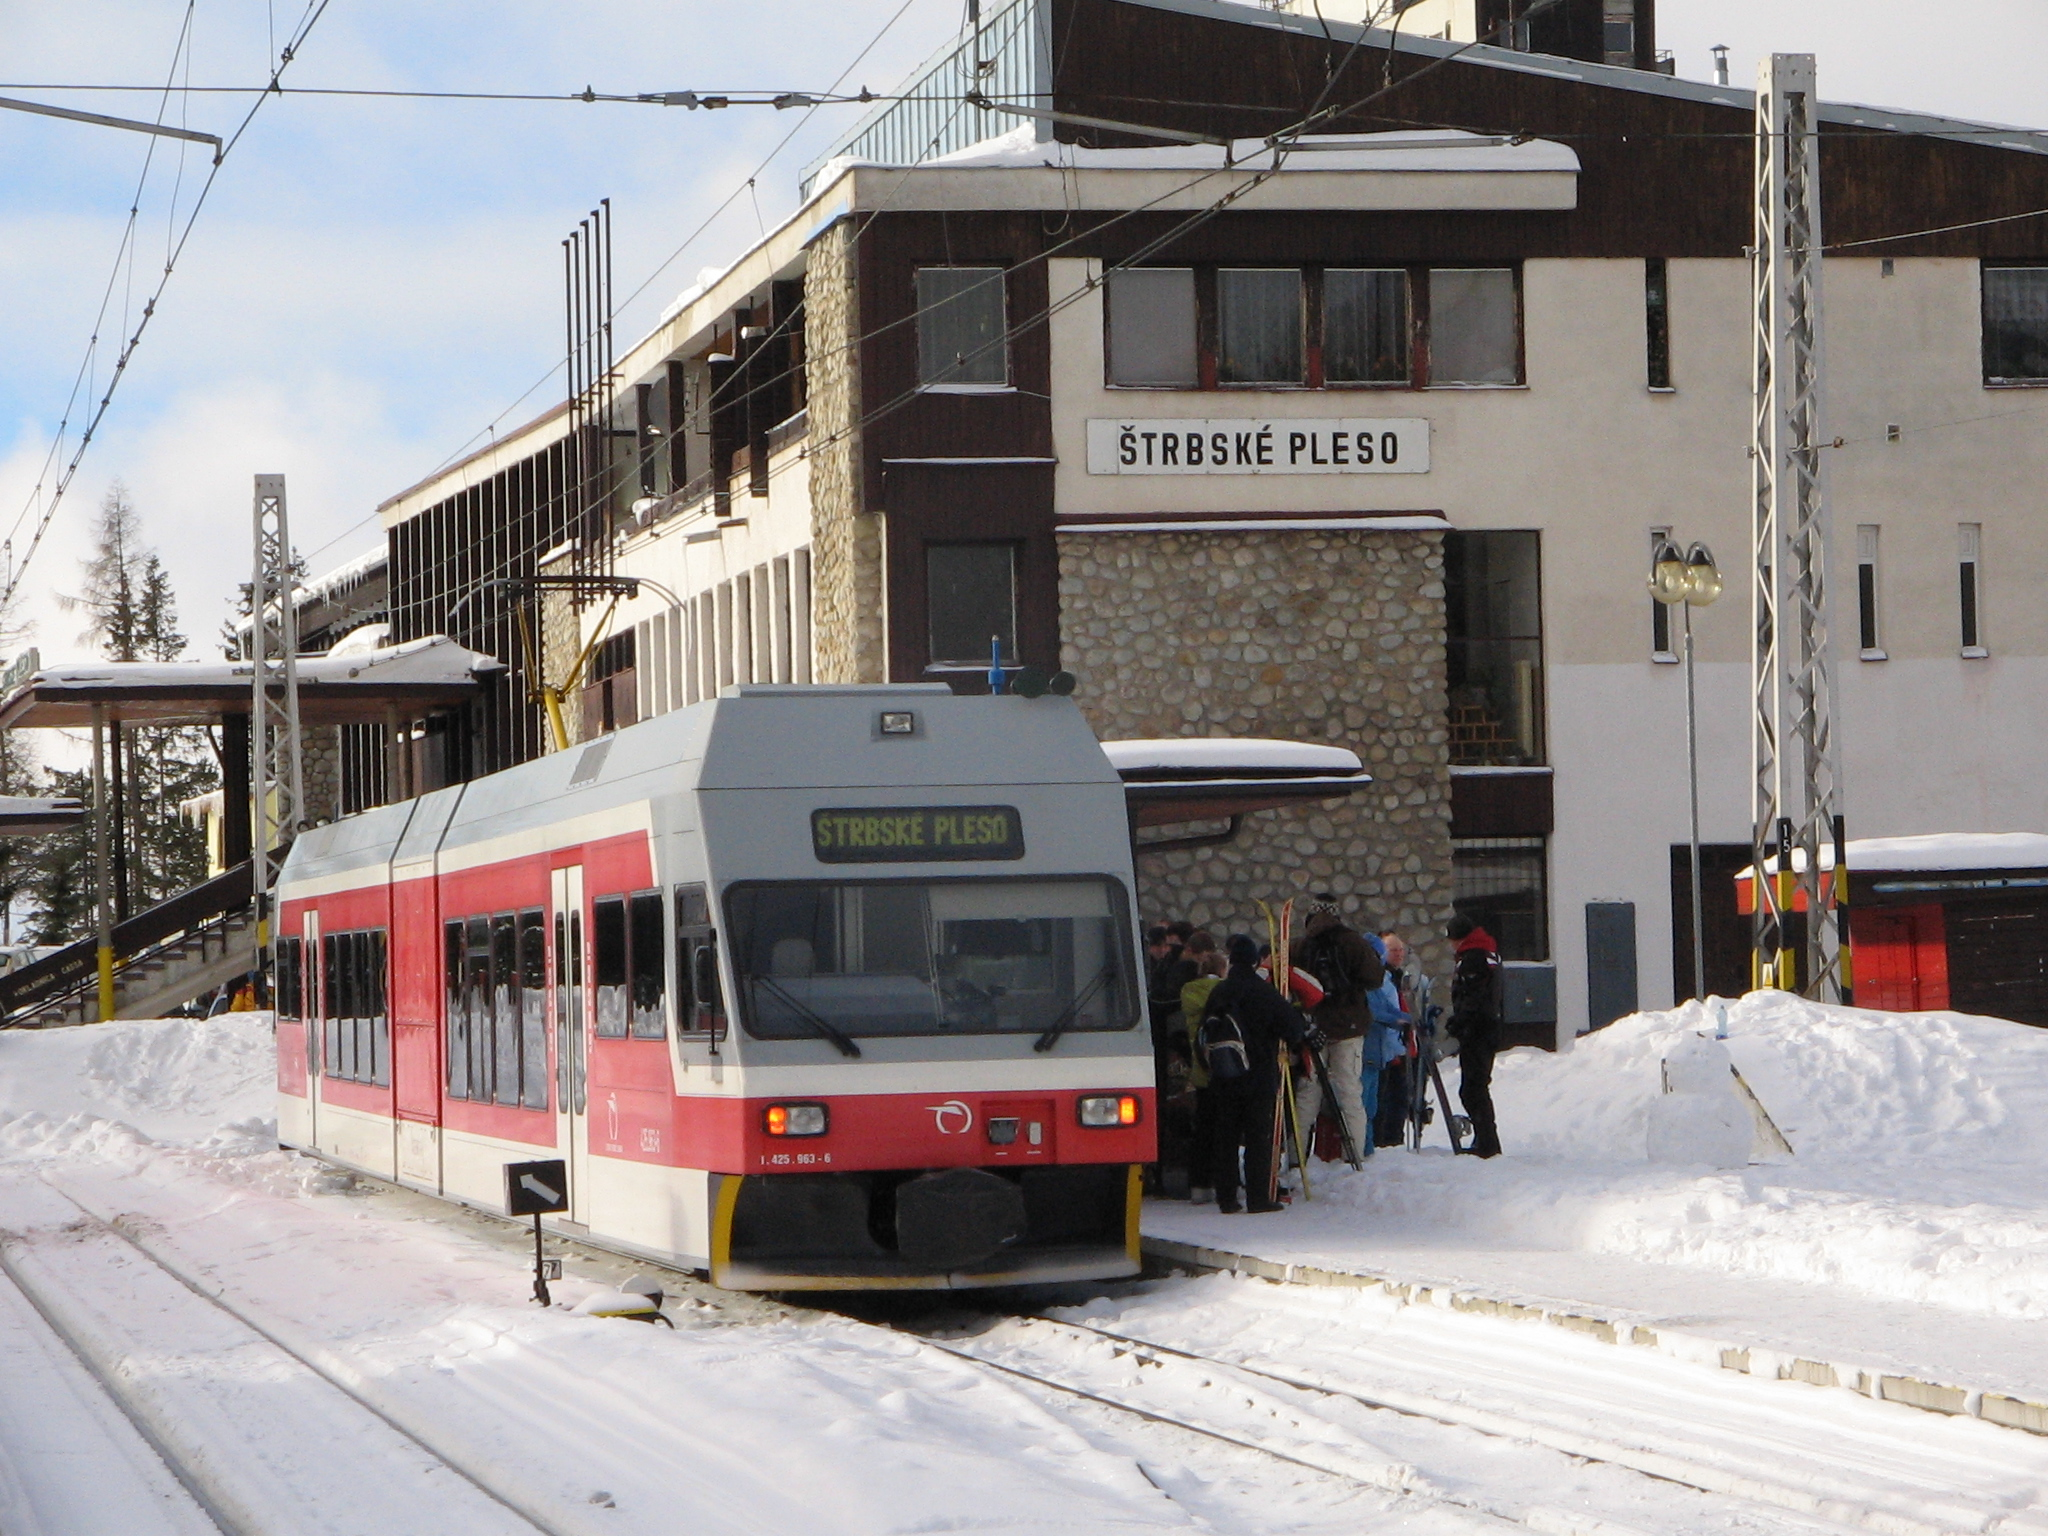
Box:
[764,1102,829,1137]
[1077,1094,1141,1128]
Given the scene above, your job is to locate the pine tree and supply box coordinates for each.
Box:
[27,484,220,941]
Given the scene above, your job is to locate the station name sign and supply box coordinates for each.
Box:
[1086,418,1429,475]
[812,806,1025,863]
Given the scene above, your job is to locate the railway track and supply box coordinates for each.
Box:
[0,1177,575,1536]
[19,1160,2045,1536]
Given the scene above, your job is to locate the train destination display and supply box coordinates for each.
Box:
[811,806,1024,862]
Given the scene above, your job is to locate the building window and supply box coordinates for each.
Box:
[1428,268,1520,385]
[1453,837,1549,961]
[1983,265,2048,384]
[1100,265,1518,389]
[915,266,1008,388]
[1216,269,1304,385]
[1324,269,1410,384]
[1644,257,1672,390]
[1445,530,1544,765]
[1959,523,1986,656]
[1649,526,1676,662]
[927,543,1018,668]
[1106,268,1198,387]
[1856,524,1884,659]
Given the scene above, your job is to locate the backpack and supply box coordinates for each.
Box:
[1196,1009,1251,1081]
[1303,929,1360,1005]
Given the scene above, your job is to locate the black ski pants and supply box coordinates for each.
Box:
[1458,1040,1502,1158]
[1210,1073,1282,1209]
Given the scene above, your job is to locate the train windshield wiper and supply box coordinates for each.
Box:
[750,975,863,1058]
[1033,964,1117,1054]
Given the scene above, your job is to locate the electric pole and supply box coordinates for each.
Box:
[251,474,305,1001]
[1750,54,1845,1003]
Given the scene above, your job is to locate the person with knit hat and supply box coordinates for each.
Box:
[1197,932,1313,1213]
[1448,914,1505,1157]
[1288,893,1384,1164]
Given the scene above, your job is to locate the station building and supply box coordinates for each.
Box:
[363,0,2048,1044]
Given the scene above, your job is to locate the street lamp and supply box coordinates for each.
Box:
[1649,539,1723,1003]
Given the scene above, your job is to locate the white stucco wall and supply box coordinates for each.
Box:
[1045,250,2048,1038]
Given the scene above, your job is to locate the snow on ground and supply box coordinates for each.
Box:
[1149,992,2048,1392]
[0,1016,1207,1534]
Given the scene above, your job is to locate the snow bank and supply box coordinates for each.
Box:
[0,1014,280,1168]
[1246,994,2048,1320]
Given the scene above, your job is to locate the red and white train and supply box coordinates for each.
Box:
[275,684,1154,1289]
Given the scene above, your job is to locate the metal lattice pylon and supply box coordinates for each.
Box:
[251,473,305,975]
[1750,54,1844,1001]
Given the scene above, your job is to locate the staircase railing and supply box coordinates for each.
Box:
[0,862,254,1024]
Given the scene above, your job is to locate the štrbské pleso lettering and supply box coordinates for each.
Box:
[811,806,1025,863]
[1086,418,1429,475]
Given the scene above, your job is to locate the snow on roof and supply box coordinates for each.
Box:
[1743,832,2048,876]
[836,125,1579,177]
[1102,738,1364,777]
[26,635,499,692]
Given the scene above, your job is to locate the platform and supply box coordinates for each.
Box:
[1141,1196,2048,1438]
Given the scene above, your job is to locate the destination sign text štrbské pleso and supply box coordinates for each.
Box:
[811,806,1025,863]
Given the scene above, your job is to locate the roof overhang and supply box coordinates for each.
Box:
[0,636,502,730]
[0,796,84,835]
[1105,738,1370,829]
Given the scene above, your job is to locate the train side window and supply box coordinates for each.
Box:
[672,884,726,1040]
[276,937,302,1022]
[445,920,467,1099]
[593,896,630,1038]
[369,930,390,1088]
[491,913,519,1107]
[321,932,341,1077]
[351,931,372,1086]
[518,910,548,1109]
[465,916,493,1101]
[629,891,666,1039]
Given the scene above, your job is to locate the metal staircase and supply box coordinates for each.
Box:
[0,863,258,1027]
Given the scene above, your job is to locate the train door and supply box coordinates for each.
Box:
[552,865,590,1222]
[303,909,322,1149]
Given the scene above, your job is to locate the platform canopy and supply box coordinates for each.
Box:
[1102,738,1369,830]
[0,796,84,835]
[0,636,503,730]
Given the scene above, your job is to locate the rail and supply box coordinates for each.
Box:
[0,861,254,1023]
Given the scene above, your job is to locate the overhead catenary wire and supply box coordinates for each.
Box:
[1,0,339,618]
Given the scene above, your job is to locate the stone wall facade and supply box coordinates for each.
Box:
[1060,527,1455,985]
[802,221,886,685]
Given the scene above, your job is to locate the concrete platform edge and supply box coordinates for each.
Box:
[1140,1234,2048,1439]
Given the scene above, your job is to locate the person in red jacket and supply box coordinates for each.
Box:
[1447,916,1505,1158]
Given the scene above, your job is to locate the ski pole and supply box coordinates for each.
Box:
[1308,1041,1363,1169]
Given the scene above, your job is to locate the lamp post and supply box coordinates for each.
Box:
[1650,540,1723,1002]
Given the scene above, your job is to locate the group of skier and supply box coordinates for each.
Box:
[1146,894,1505,1214]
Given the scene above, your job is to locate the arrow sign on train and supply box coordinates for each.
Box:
[504,1158,570,1216]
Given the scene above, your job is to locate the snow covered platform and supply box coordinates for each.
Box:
[1143,993,2048,1435]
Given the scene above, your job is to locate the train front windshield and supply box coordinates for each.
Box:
[727,877,1139,1041]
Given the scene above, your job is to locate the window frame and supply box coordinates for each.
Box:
[1981,262,2048,387]
[1098,263,1519,391]
[1959,522,1987,657]
[914,265,1011,392]
[1856,524,1885,661]
[1644,257,1673,391]
[1649,526,1677,664]
[924,540,1021,672]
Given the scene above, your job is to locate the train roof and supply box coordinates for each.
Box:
[283,686,1119,888]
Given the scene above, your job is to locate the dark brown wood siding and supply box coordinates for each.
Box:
[878,462,1060,690]
[1043,0,2048,259]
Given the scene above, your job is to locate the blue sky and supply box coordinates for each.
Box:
[1,0,2042,668]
